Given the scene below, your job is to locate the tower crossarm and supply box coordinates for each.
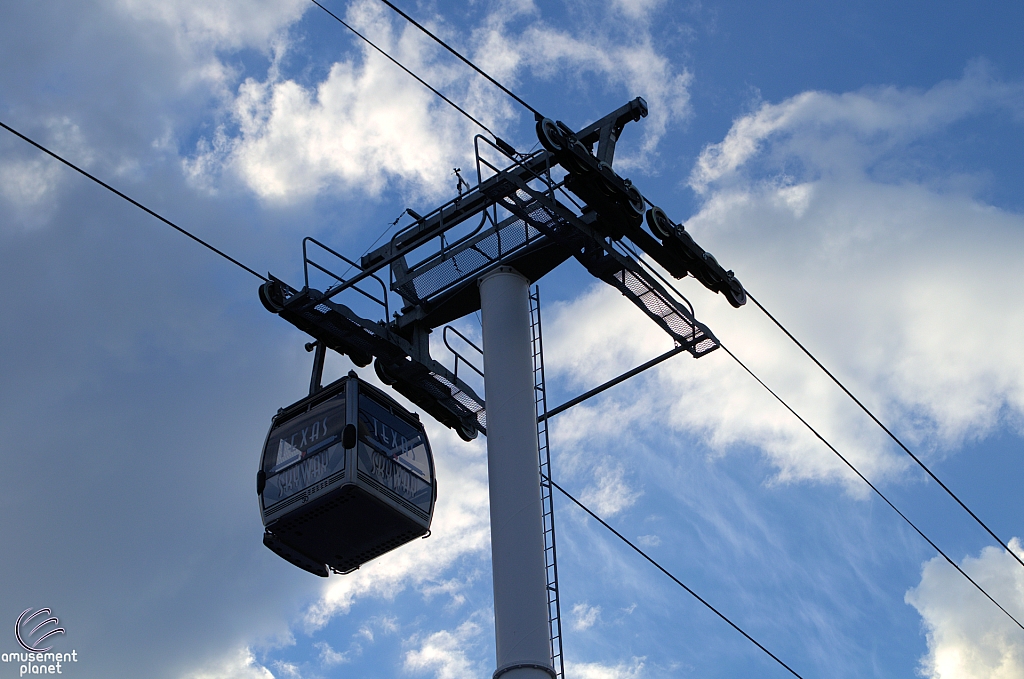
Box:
[493,179,720,357]
[536,102,748,308]
[258,99,730,443]
[258,277,486,440]
[573,96,649,166]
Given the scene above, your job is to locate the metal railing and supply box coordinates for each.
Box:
[442,325,484,384]
[302,236,390,320]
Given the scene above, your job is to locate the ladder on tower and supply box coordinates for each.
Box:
[529,287,565,679]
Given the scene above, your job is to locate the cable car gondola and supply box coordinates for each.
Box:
[257,372,435,576]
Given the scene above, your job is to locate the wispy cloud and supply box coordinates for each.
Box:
[636,535,661,548]
[0,117,93,226]
[403,619,487,679]
[689,61,1024,193]
[580,461,641,517]
[566,656,646,679]
[572,602,603,631]
[314,640,350,667]
[509,22,691,165]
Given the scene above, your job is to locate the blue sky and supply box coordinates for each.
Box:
[2,1,1023,678]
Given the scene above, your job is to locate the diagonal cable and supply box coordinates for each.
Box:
[746,290,1024,573]
[374,0,544,120]
[720,342,1024,632]
[550,478,807,679]
[310,0,499,140]
[0,119,267,282]
[583,263,1024,631]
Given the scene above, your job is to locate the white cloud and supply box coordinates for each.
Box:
[571,602,602,631]
[314,641,349,667]
[270,661,301,679]
[690,61,1023,193]
[566,657,646,679]
[611,0,665,22]
[636,535,661,548]
[544,280,896,490]
[579,460,642,516]
[189,0,511,202]
[542,389,646,515]
[178,647,275,679]
[353,614,400,645]
[543,69,1024,490]
[0,156,62,213]
[109,0,306,99]
[906,539,1024,679]
[224,58,474,201]
[421,576,476,609]
[688,177,1024,455]
[403,619,487,679]
[470,0,692,162]
[0,117,94,224]
[545,284,672,385]
[190,0,693,200]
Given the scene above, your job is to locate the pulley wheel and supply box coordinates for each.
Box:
[374,359,397,385]
[597,161,618,196]
[536,118,565,153]
[626,185,646,217]
[565,138,592,174]
[725,279,747,308]
[646,207,674,239]
[457,421,478,442]
[259,280,285,313]
[348,350,372,368]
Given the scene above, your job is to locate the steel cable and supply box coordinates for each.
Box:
[720,342,1024,632]
[745,290,1024,573]
[562,244,1023,628]
[374,0,544,120]
[310,0,500,140]
[550,478,807,679]
[0,120,267,282]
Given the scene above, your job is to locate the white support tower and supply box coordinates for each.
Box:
[264,101,725,678]
[479,267,556,679]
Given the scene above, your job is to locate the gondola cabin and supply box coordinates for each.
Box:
[257,372,435,576]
